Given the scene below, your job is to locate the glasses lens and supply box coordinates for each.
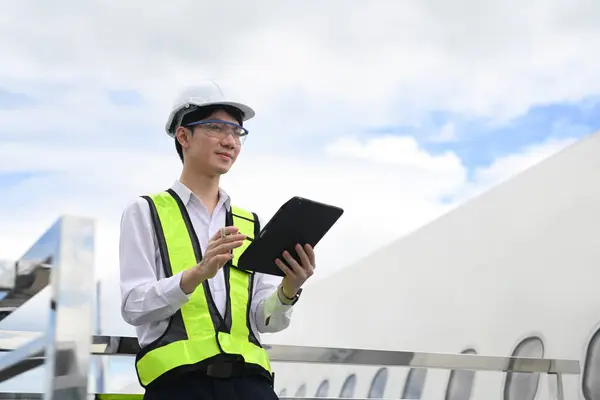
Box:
[187,120,248,144]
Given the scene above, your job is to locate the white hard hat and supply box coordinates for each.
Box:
[165,80,255,137]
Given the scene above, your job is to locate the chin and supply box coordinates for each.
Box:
[208,156,236,175]
[213,165,232,175]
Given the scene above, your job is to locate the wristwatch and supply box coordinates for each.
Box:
[277,284,302,305]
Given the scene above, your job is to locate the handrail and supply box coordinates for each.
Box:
[0,331,578,400]
[0,330,580,374]
[0,216,580,399]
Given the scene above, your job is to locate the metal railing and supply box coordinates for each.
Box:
[0,215,581,399]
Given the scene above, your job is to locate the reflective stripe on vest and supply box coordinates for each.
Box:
[95,395,143,399]
[134,189,271,387]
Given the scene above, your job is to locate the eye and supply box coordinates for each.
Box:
[205,123,223,131]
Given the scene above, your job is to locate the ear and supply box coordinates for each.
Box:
[175,126,191,149]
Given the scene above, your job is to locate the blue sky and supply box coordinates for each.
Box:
[0,171,41,189]
[107,90,145,108]
[0,89,36,110]
[442,96,600,168]
[358,95,600,172]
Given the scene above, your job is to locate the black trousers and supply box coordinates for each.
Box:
[143,372,280,400]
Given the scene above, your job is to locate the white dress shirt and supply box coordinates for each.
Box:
[119,180,294,347]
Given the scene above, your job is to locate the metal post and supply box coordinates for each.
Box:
[548,372,564,400]
[43,216,95,400]
[94,280,105,396]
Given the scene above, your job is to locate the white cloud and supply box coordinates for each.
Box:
[1,0,600,129]
[325,135,463,176]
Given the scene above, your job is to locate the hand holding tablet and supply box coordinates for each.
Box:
[276,243,317,298]
[237,196,344,278]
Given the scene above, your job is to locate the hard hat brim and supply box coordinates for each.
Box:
[165,100,255,138]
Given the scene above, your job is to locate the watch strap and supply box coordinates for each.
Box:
[277,285,302,305]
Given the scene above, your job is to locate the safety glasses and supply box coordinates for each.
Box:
[184,119,249,145]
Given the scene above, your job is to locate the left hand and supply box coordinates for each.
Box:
[275,243,316,298]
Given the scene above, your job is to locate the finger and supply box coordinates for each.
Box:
[304,244,316,266]
[282,251,305,277]
[207,233,246,249]
[207,240,245,256]
[296,246,314,277]
[215,253,234,263]
[295,244,312,270]
[210,254,234,270]
[275,258,295,277]
[208,231,244,245]
[196,252,232,273]
[218,233,247,244]
[209,226,240,241]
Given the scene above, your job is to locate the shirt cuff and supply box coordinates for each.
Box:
[264,286,294,317]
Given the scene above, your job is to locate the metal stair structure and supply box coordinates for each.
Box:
[0,216,580,399]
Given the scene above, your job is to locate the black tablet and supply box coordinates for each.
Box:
[238,196,344,276]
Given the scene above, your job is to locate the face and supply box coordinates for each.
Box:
[175,109,243,176]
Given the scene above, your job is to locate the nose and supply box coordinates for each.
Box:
[221,131,236,147]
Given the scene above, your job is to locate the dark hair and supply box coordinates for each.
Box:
[175,104,245,162]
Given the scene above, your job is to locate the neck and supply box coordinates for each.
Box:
[179,165,221,214]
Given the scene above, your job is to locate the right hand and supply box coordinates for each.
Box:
[180,226,246,293]
[198,226,246,279]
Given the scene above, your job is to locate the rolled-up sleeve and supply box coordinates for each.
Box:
[119,198,191,326]
[250,214,295,333]
[252,273,294,333]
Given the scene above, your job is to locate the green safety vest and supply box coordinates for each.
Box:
[133,189,272,388]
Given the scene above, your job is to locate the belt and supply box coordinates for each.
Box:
[206,358,246,379]
[205,357,274,386]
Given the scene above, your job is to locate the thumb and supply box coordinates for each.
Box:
[212,253,233,268]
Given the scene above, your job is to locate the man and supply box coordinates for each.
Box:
[118,81,315,400]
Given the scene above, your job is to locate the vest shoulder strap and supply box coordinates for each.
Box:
[230,205,260,238]
[229,205,259,271]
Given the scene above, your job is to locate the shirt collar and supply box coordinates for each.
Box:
[170,180,231,210]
